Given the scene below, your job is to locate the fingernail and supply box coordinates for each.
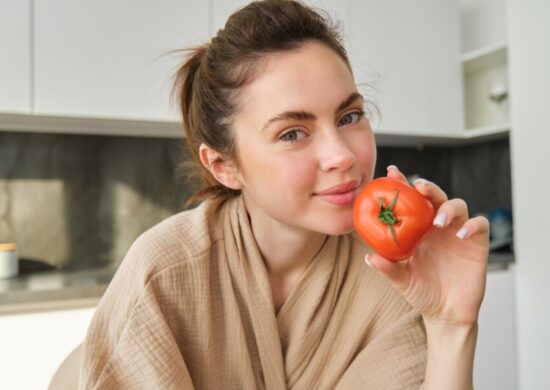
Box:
[387,164,399,172]
[456,227,469,239]
[365,254,373,267]
[433,212,447,227]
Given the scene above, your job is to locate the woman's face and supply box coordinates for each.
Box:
[230,41,377,235]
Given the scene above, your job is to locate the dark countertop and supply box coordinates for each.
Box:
[0,265,116,315]
[0,252,514,315]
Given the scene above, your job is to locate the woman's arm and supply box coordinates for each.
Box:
[423,319,478,390]
[363,164,489,390]
[79,234,196,389]
[80,276,195,389]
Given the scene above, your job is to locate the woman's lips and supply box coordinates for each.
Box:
[315,189,357,205]
[315,180,360,195]
[313,180,360,205]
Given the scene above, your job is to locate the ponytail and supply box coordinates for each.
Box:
[173,44,240,209]
[175,44,207,150]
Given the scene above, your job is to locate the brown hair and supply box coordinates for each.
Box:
[173,0,352,208]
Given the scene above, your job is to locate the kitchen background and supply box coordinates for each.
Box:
[0,131,512,271]
[1,0,548,389]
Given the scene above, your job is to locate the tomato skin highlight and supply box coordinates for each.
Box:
[353,177,436,261]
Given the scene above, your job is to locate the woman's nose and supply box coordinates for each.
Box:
[318,132,356,172]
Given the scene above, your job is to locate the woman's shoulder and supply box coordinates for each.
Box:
[117,197,225,282]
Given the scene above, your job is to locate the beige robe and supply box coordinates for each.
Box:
[79,195,427,389]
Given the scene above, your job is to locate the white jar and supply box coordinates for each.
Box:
[0,243,18,279]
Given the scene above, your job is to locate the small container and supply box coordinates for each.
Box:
[489,208,513,241]
[0,243,19,279]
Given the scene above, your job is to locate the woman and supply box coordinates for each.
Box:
[80,1,489,389]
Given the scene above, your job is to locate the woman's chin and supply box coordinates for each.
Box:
[319,219,355,236]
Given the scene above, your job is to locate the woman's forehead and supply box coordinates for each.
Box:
[236,43,357,123]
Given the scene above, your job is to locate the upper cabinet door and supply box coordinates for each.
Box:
[34,0,209,122]
[460,0,508,53]
[349,0,463,135]
[0,0,31,114]
[211,0,462,137]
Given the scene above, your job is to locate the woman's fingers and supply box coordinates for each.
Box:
[413,178,449,210]
[386,166,485,241]
[386,165,409,183]
[454,215,490,241]
[432,198,489,241]
[432,198,469,229]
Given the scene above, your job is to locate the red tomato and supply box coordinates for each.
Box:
[353,177,435,261]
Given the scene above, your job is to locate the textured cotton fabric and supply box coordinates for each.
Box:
[79,195,427,389]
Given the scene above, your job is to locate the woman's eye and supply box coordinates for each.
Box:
[339,110,364,126]
[279,129,307,143]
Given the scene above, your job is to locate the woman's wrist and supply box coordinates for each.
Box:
[422,317,479,390]
[423,316,478,332]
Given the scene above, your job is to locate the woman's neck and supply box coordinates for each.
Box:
[242,194,327,278]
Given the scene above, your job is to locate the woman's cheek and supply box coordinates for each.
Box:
[288,159,317,192]
[353,132,376,176]
[269,155,315,194]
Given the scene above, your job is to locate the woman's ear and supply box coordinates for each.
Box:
[198,143,243,190]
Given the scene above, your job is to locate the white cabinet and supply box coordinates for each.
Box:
[212,0,463,137]
[461,44,509,132]
[0,0,31,114]
[33,0,209,122]
[474,266,517,390]
[1,1,486,143]
[348,0,463,136]
[0,307,95,389]
[459,0,510,136]
[460,0,508,53]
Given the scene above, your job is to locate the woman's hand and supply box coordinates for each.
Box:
[364,165,489,326]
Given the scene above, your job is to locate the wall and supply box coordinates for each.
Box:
[507,0,550,387]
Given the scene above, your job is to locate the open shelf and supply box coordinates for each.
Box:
[465,123,510,136]
[462,43,509,131]
[461,42,507,68]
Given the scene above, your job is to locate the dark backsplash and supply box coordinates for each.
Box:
[0,132,193,269]
[0,131,512,269]
[376,138,513,216]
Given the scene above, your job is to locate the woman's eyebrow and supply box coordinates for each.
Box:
[260,92,364,132]
[337,92,364,113]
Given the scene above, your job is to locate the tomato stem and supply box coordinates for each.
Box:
[377,190,400,245]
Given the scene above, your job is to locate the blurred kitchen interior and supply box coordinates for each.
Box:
[0,0,548,389]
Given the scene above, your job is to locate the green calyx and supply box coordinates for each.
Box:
[377,190,400,245]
